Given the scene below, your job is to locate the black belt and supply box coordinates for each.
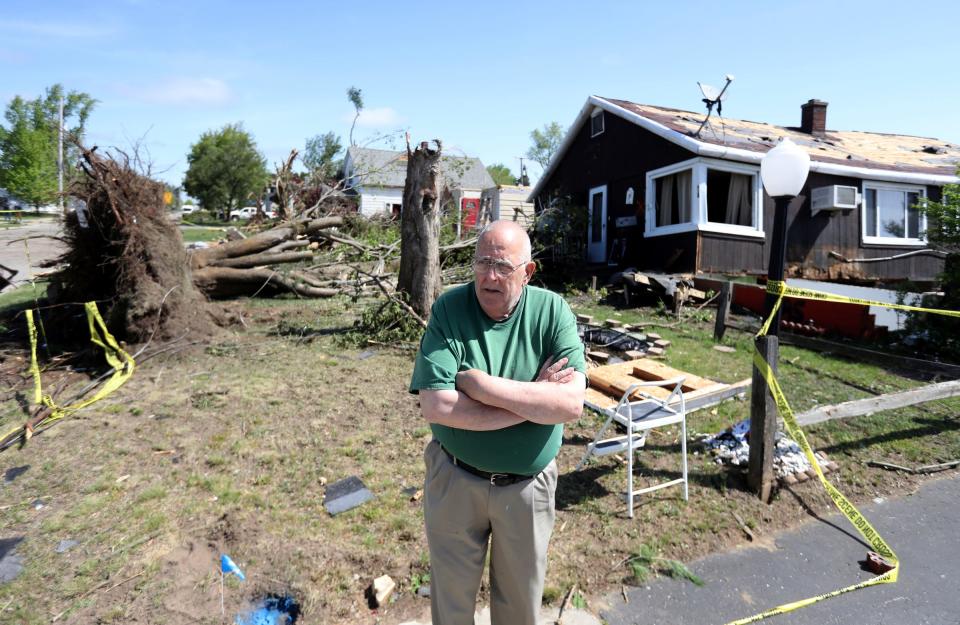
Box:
[441,446,535,487]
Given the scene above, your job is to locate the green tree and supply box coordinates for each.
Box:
[913,174,960,356]
[347,86,364,147]
[486,163,516,186]
[526,121,564,169]
[303,131,343,180]
[0,84,96,209]
[183,123,268,219]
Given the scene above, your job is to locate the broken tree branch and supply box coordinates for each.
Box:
[353,266,427,328]
[208,251,314,269]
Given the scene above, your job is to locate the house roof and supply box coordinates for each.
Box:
[530,96,960,200]
[345,147,495,190]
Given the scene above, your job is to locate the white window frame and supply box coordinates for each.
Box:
[644,157,764,239]
[861,180,927,246]
[590,107,605,138]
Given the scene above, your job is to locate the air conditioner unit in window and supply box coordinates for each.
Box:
[811,185,860,216]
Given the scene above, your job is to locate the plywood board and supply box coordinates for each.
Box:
[631,359,716,391]
[587,358,736,409]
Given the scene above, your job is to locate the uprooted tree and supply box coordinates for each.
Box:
[54,146,219,342]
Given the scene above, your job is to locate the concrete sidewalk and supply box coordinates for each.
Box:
[600,473,960,625]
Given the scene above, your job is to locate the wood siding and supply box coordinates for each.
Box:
[537,111,694,268]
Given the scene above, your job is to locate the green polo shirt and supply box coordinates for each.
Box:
[409,283,586,475]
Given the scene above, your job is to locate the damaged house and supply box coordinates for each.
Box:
[342,147,495,232]
[529,96,960,285]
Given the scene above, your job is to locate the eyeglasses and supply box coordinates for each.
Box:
[472,256,528,278]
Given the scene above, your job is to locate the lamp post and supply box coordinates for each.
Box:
[759,138,810,334]
[748,138,810,501]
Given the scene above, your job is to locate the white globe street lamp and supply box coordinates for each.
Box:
[759,137,811,335]
[749,137,811,502]
[760,137,810,198]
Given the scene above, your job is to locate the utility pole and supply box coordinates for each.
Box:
[57,94,64,214]
[516,157,528,186]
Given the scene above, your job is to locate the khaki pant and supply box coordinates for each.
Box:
[423,439,557,625]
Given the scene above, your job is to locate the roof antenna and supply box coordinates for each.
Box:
[695,74,735,138]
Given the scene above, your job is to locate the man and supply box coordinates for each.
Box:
[409,220,586,625]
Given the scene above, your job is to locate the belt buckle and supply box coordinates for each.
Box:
[489,473,510,486]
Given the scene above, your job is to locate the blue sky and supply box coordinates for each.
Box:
[3,0,959,188]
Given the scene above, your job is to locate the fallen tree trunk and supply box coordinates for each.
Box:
[192,266,341,299]
[208,251,314,269]
[190,216,343,268]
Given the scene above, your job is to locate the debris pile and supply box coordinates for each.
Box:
[608,269,709,311]
[577,316,672,363]
[701,419,840,482]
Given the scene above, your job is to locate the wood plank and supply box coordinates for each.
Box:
[795,379,960,426]
[590,366,674,400]
[631,359,715,391]
[587,359,731,403]
[586,378,749,416]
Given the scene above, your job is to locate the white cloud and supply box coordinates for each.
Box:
[0,19,117,38]
[121,78,233,106]
[344,107,402,128]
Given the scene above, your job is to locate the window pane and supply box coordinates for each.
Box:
[865,188,876,236]
[655,171,692,226]
[591,112,604,135]
[878,189,905,238]
[591,192,603,242]
[907,192,920,239]
[707,169,753,226]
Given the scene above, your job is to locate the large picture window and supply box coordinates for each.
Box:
[645,158,763,238]
[862,182,926,245]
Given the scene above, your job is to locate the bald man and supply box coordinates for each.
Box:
[410,220,586,625]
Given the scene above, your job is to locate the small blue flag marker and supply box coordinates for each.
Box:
[221,554,246,581]
[220,553,245,616]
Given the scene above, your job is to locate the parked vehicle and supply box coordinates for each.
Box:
[230,207,257,221]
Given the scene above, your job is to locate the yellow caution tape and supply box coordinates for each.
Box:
[724,278,945,624]
[1,303,135,446]
[767,280,960,319]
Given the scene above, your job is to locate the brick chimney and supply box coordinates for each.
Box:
[800,99,828,135]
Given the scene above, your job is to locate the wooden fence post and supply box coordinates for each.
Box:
[748,335,779,502]
[713,281,731,341]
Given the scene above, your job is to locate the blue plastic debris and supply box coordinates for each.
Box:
[221,554,246,581]
[236,594,301,625]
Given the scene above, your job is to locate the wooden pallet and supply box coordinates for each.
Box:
[585,358,749,413]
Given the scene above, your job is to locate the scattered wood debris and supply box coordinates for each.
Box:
[585,358,749,414]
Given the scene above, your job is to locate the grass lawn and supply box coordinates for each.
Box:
[0,291,957,624]
[178,226,227,243]
[0,281,47,317]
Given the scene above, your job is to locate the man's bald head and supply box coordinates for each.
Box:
[477,220,531,262]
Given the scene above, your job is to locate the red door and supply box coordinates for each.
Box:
[461,197,480,231]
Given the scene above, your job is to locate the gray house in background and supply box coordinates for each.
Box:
[342,147,495,232]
